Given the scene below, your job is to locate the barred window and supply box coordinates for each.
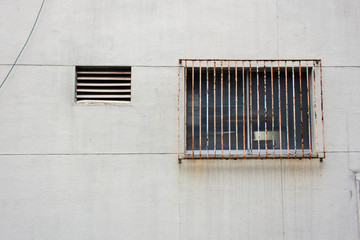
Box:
[179,59,325,160]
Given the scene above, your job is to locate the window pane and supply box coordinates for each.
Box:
[185,65,311,154]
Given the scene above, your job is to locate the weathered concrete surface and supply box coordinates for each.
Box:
[0,155,179,240]
[0,66,178,154]
[180,158,358,240]
[0,0,360,239]
[180,160,283,240]
[1,0,278,66]
[324,68,360,152]
[278,0,360,66]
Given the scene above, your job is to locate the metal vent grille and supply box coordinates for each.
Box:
[76,66,131,103]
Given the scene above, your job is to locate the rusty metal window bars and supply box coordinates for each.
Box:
[178,59,325,160]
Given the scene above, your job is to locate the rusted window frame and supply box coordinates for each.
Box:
[178,59,325,161]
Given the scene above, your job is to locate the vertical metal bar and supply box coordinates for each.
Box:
[299,61,304,157]
[199,61,202,157]
[228,61,231,157]
[192,61,195,158]
[278,61,282,157]
[246,71,250,156]
[271,61,275,157]
[249,61,253,157]
[285,61,290,157]
[306,62,312,157]
[256,61,260,157]
[214,61,217,157]
[264,61,268,157]
[292,61,297,156]
[235,61,238,157]
[178,60,181,161]
[319,61,325,158]
[221,61,224,158]
[206,61,209,158]
[313,61,319,157]
[184,61,188,158]
[242,61,246,158]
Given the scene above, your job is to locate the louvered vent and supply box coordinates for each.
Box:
[76,66,131,103]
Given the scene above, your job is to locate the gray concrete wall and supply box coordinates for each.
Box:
[0,0,360,239]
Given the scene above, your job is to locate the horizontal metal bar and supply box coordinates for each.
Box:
[179,59,321,62]
[77,95,131,98]
[77,77,131,80]
[77,89,130,93]
[76,83,131,86]
[181,155,319,160]
[77,71,131,74]
[76,100,130,103]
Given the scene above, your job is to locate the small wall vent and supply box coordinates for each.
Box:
[75,66,131,103]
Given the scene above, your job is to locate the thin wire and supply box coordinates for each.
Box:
[0,0,46,89]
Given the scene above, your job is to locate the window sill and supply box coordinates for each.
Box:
[74,100,132,106]
[179,150,324,162]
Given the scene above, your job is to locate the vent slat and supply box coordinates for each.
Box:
[77,100,131,103]
[77,83,131,87]
[77,77,131,80]
[77,89,131,93]
[76,66,131,103]
[77,95,131,98]
[77,71,131,74]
